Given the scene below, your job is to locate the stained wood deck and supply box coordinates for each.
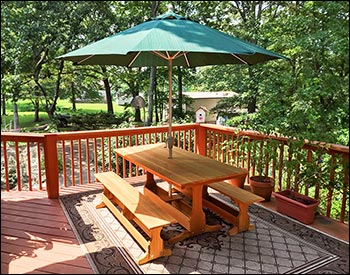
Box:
[1,183,102,274]
[1,179,349,274]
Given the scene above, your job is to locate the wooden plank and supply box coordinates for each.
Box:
[101,193,150,251]
[95,172,175,265]
[208,181,264,204]
[115,143,248,187]
[1,189,94,274]
[95,172,176,229]
[1,220,74,239]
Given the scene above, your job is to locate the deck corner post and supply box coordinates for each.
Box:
[195,124,207,156]
[43,133,59,199]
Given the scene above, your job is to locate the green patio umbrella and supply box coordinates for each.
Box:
[59,6,289,159]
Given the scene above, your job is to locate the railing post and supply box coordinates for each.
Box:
[43,133,59,199]
[195,124,207,156]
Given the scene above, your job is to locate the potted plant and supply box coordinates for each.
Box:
[274,142,327,224]
[247,138,279,201]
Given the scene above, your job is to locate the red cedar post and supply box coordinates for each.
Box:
[43,133,59,198]
[195,124,206,156]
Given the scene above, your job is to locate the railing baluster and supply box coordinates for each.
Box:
[62,140,67,187]
[326,155,335,216]
[340,157,348,223]
[1,124,348,223]
[101,137,105,172]
[93,138,98,175]
[70,140,75,186]
[15,142,21,191]
[37,143,43,190]
[278,143,284,191]
[86,138,91,183]
[78,139,83,185]
[3,142,9,191]
[286,146,293,190]
[27,143,32,191]
[108,137,112,172]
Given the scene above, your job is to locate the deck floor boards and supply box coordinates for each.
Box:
[1,179,348,274]
[1,184,102,274]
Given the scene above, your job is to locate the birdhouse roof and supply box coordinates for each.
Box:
[196,106,208,112]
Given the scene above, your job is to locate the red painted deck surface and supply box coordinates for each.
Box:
[1,183,102,274]
[1,180,349,274]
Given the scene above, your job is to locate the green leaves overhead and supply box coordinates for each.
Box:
[1,1,348,145]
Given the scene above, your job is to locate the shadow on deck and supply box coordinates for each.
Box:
[1,176,348,274]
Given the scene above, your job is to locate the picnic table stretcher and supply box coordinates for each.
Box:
[94,171,176,265]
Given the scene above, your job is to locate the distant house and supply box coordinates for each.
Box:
[183,91,237,123]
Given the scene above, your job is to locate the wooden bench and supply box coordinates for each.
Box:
[94,171,176,265]
[202,181,264,235]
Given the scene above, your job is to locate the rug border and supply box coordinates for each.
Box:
[59,189,349,274]
[254,201,349,245]
[59,197,100,274]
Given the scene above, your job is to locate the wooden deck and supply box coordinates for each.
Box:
[1,183,102,274]
[1,180,349,274]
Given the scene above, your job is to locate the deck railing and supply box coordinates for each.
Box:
[1,123,349,223]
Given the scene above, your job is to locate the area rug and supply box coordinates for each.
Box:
[59,189,349,274]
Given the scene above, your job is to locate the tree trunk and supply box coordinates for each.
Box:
[247,67,257,113]
[177,66,183,118]
[135,108,142,122]
[247,96,257,113]
[13,102,19,130]
[47,60,64,119]
[101,66,114,114]
[147,66,156,125]
[71,81,76,111]
[33,99,40,122]
[2,94,6,115]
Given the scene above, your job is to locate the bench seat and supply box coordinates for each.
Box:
[203,181,264,235]
[94,171,176,265]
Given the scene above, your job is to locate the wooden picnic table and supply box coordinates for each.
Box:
[115,143,249,243]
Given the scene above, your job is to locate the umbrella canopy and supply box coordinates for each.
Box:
[59,8,289,158]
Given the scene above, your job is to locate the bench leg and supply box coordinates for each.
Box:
[203,193,255,236]
[96,188,114,209]
[225,200,254,235]
[96,201,106,209]
[137,227,172,265]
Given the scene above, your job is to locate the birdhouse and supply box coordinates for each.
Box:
[195,106,208,123]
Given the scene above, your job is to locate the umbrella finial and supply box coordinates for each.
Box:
[166,3,174,13]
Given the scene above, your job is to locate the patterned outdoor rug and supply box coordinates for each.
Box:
[59,189,349,274]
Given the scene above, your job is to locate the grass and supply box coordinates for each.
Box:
[1,99,130,130]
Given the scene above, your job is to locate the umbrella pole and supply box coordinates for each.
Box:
[167,59,173,159]
[167,59,173,198]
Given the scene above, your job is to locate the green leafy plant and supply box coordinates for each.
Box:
[247,138,280,178]
[283,140,332,193]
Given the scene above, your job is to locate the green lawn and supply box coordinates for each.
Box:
[2,100,129,130]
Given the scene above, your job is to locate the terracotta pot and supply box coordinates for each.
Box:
[249,176,275,201]
[274,190,319,224]
[226,174,247,189]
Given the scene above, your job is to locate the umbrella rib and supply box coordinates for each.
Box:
[171,51,182,59]
[152,51,190,66]
[128,52,142,67]
[153,51,169,60]
[183,52,190,67]
[231,54,249,65]
[77,55,95,65]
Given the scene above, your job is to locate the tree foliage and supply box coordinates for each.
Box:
[1,1,348,145]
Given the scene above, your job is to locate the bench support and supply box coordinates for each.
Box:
[203,182,264,235]
[95,172,175,265]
